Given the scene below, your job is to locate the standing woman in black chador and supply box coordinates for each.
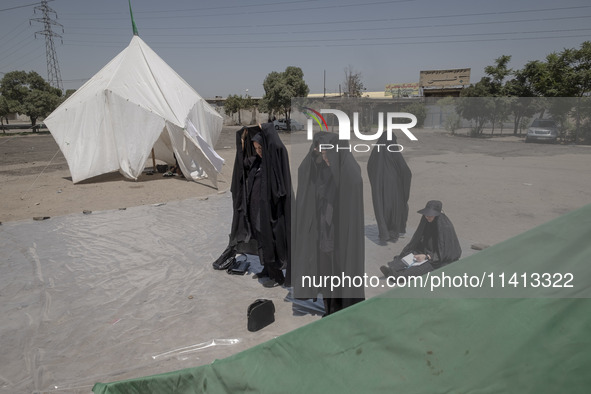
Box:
[380,200,461,279]
[293,132,365,316]
[367,132,412,243]
[221,122,292,288]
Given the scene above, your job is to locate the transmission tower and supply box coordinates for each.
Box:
[31,0,64,92]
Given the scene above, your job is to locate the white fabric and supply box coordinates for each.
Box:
[44,36,223,185]
[187,119,224,173]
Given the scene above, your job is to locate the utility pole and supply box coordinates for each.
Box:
[31,0,63,92]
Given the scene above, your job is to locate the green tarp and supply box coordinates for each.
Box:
[93,204,591,393]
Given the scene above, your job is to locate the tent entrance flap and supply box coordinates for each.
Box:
[164,121,225,188]
[187,119,224,173]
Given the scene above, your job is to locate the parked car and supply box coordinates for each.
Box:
[32,122,47,132]
[273,119,304,131]
[525,119,559,143]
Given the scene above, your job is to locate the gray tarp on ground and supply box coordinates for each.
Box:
[92,203,591,393]
[2,193,589,393]
[0,194,325,393]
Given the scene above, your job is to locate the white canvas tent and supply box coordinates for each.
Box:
[45,35,224,186]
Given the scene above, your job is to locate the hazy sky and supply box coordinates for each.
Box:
[1,0,590,98]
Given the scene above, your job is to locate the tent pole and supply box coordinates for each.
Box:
[151,148,156,171]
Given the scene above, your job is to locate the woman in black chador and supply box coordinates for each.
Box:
[380,200,461,278]
[223,122,292,288]
[293,132,365,316]
[367,132,412,243]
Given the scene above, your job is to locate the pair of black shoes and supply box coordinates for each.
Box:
[253,269,285,288]
[380,265,394,278]
[262,278,284,288]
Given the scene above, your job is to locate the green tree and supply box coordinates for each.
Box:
[224,94,243,125]
[64,89,76,99]
[504,68,543,135]
[484,55,513,133]
[484,55,512,94]
[225,94,256,125]
[459,55,531,136]
[0,70,29,114]
[20,90,61,128]
[343,65,366,97]
[0,95,10,132]
[242,94,256,124]
[540,41,591,97]
[436,97,461,134]
[402,101,427,128]
[519,41,591,142]
[0,70,62,127]
[261,66,309,130]
[458,81,495,135]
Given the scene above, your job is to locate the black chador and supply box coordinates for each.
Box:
[381,200,462,278]
[224,123,292,286]
[367,132,412,243]
[292,132,365,316]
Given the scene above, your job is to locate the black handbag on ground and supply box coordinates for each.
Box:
[247,299,275,332]
[212,245,236,270]
[227,254,250,275]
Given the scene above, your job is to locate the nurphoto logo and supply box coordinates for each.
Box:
[303,107,418,153]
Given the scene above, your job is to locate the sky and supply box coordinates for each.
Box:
[1,0,590,98]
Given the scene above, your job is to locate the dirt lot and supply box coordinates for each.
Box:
[0,128,238,224]
[1,126,590,247]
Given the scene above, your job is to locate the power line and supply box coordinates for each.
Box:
[61,33,591,51]
[62,14,591,38]
[0,1,44,13]
[56,4,591,23]
[60,0,318,16]
[61,27,591,47]
[30,0,63,91]
[0,38,44,71]
[2,50,46,73]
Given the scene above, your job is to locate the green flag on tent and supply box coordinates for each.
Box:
[128,0,138,36]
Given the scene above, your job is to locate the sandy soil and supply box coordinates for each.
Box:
[0,127,239,224]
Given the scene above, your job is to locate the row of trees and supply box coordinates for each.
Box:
[456,41,591,142]
[227,65,370,131]
[260,66,310,129]
[224,94,255,125]
[0,71,70,130]
[223,66,312,131]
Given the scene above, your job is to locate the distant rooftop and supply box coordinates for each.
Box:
[308,91,397,99]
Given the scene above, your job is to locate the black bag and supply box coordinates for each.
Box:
[247,299,275,332]
[227,254,250,275]
[212,245,236,270]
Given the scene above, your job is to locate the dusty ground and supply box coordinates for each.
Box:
[2,126,590,247]
[0,127,238,224]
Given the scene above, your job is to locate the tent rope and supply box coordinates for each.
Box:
[216,170,232,193]
[0,136,16,146]
[20,148,61,200]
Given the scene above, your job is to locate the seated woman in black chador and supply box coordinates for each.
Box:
[380,200,461,278]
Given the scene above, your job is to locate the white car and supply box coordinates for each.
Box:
[273,119,304,131]
[525,119,559,143]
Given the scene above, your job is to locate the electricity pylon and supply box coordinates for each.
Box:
[31,0,64,92]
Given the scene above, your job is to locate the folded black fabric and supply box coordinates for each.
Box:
[212,245,236,270]
[247,299,275,332]
[227,254,250,275]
